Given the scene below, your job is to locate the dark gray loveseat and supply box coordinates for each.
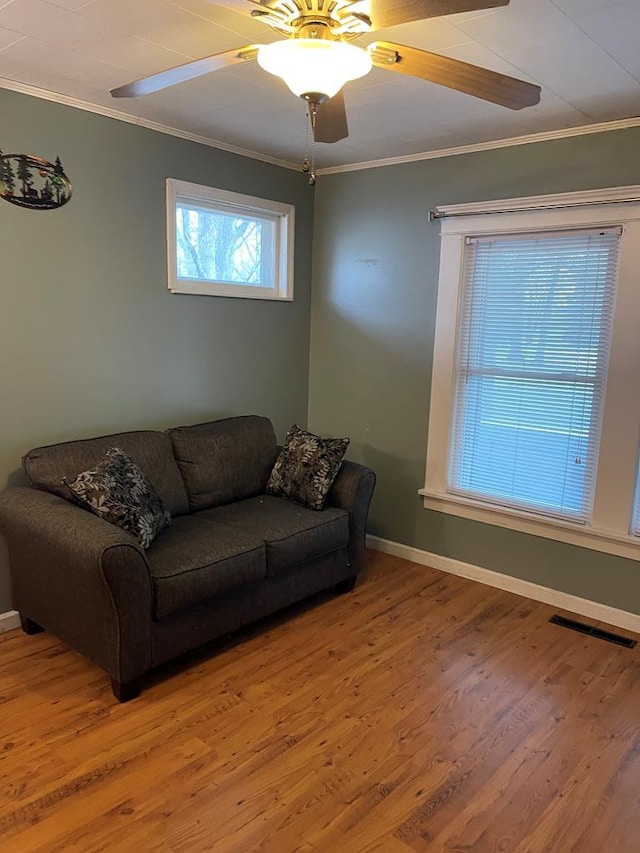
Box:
[0,416,375,702]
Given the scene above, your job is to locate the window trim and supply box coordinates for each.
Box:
[421,185,640,561]
[166,178,295,301]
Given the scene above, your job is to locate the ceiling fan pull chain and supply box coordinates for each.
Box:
[309,144,317,186]
[302,102,317,185]
[302,104,311,174]
[309,103,317,185]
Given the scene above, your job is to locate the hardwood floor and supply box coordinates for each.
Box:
[1,550,639,852]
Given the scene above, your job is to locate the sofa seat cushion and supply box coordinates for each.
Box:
[200,495,349,578]
[147,516,266,619]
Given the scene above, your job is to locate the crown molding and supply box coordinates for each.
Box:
[317,117,640,175]
[0,78,300,172]
[3,77,640,177]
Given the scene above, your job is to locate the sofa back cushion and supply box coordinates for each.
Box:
[23,431,189,517]
[167,416,278,511]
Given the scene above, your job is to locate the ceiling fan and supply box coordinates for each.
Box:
[110,0,541,144]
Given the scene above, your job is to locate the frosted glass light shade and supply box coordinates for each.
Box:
[257,39,372,100]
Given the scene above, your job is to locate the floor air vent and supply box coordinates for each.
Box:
[550,614,637,648]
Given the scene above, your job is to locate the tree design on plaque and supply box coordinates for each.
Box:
[0,151,72,210]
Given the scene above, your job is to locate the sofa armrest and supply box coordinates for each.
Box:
[0,487,152,682]
[327,461,376,574]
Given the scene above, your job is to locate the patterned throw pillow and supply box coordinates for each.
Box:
[267,425,349,511]
[64,447,171,549]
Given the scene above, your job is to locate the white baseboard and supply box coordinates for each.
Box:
[367,535,640,635]
[0,610,20,633]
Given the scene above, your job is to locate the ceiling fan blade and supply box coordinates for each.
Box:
[110,45,262,98]
[313,92,349,143]
[367,0,509,30]
[369,41,541,109]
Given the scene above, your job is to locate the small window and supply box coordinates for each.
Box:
[166,179,294,300]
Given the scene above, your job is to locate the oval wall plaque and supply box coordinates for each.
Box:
[0,152,72,210]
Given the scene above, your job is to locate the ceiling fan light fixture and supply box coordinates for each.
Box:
[257,39,372,102]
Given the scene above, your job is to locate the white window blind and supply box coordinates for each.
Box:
[448,227,620,521]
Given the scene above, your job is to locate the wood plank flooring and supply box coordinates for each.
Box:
[1,550,639,852]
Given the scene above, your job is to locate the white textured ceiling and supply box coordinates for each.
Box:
[0,0,639,169]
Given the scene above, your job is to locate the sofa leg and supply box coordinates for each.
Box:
[20,614,44,635]
[111,677,141,703]
[335,575,357,594]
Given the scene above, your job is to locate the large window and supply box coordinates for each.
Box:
[422,186,640,560]
[450,229,619,520]
[166,179,294,300]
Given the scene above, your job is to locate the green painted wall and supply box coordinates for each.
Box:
[3,87,640,619]
[309,127,640,615]
[0,88,314,612]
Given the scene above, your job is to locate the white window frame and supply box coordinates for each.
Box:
[421,185,640,561]
[166,179,294,301]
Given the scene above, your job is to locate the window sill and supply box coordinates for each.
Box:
[419,488,640,561]
[169,281,293,301]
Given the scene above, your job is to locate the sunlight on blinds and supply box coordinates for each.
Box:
[448,228,620,521]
